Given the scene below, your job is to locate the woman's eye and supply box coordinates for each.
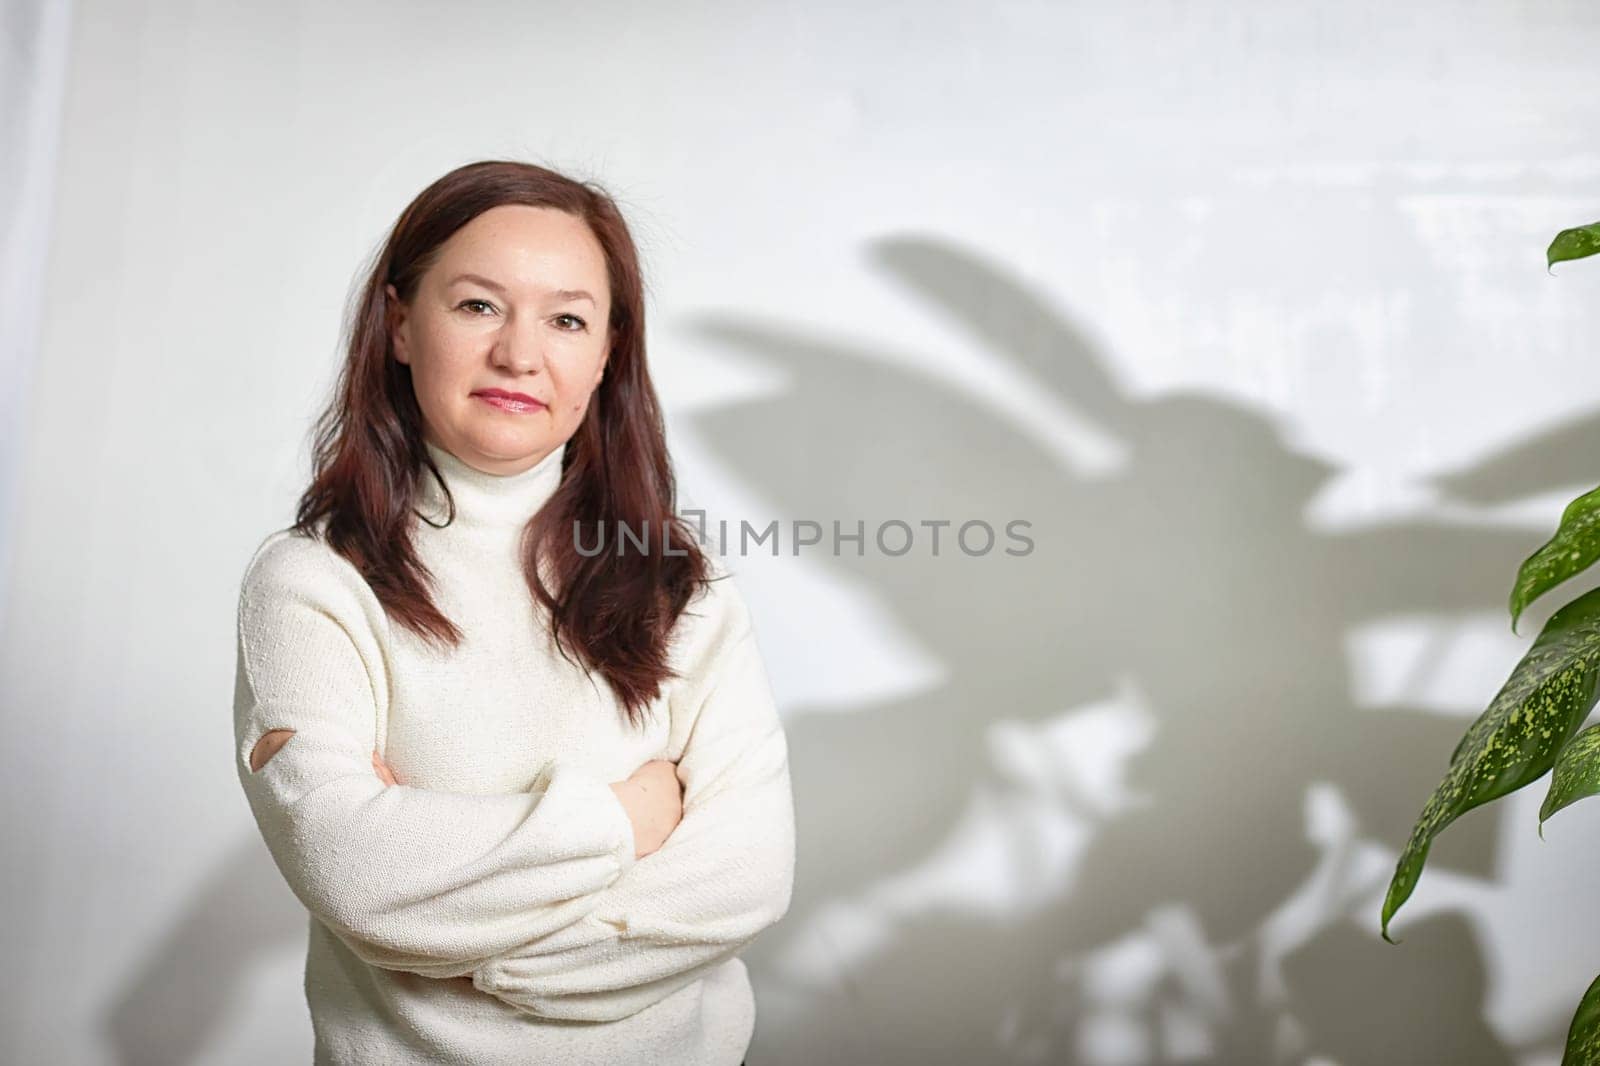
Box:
[458,299,496,315]
[554,313,588,332]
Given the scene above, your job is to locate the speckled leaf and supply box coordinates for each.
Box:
[1549,222,1600,269]
[1505,483,1600,641]
[1382,584,1600,943]
[1540,722,1600,825]
[1563,974,1600,1066]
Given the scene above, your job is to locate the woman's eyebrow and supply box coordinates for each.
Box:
[447,273,595,305]
[448,272,507,293]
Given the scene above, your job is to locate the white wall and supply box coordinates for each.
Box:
[7,1,1600,1063]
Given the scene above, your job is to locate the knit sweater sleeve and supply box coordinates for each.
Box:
[232,531,637,980]
[469,562,797,1022]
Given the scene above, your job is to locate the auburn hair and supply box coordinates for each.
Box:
[292,159,712,728]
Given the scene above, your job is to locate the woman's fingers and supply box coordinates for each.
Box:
[371,748,401,787]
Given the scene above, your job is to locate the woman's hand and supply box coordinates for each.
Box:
[372,749,403,787]
[609,759,684,859]
[370,748,681,860]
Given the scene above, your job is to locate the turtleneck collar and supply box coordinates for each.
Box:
[415,438,568,532]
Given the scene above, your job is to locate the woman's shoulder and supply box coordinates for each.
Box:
[668,552,756,666]
[237,525,376,617]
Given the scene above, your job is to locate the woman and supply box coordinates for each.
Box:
[232,159,795,1066]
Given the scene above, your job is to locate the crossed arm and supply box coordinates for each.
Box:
[467,582,797,1021]
[234,534,795,1015]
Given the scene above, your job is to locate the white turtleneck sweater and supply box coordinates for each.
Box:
[231,438,795,1065]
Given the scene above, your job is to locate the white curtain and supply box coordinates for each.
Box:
[0,0,73,635]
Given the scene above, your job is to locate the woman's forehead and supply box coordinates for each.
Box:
[433,207,608,298]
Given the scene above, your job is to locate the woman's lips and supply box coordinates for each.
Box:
[474,392,546,414]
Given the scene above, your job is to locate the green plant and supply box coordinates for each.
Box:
[1381,219,1600,1065]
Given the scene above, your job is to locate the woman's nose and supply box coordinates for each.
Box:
[491,314,547,374]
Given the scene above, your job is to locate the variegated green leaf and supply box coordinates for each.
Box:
[1541,721,1600,825]
[1507,483,1600,639]
[1549,222,1600,269]
[1563,974,1600,1066]
[1382,585,1600,942]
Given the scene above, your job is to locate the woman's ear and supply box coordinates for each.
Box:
[385,283,410,366]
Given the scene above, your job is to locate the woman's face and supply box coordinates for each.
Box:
[388,203,612,475]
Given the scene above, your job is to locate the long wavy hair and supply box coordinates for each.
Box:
[292,159,712,728]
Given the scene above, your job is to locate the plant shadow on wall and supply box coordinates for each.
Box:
[98,234,1592,1066]
[689,236,1577,1066]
